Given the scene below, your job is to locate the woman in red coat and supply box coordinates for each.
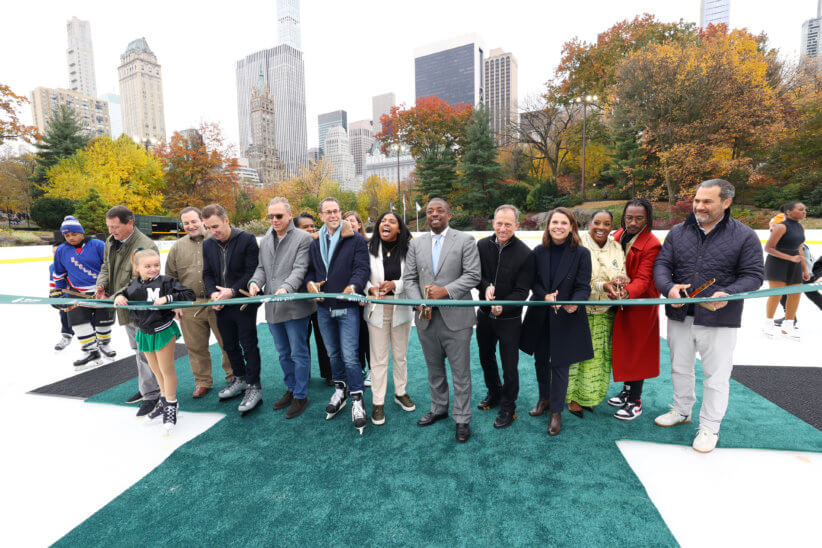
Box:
[607,198,662,421]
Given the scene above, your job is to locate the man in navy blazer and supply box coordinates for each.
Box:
[306,197,371,432]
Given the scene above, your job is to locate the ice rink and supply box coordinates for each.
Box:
[1,231,819,547]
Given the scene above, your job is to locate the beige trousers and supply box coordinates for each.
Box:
[367,304,411,405]
[179,307,233,388]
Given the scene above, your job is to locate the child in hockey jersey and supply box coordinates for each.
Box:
[114,249,195,432]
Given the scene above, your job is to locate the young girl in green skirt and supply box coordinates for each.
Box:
[114,249,195,433]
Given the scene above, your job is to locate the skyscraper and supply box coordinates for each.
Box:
[483,48,518,145]
[236,0,308,179]
[372,92,395,133]
[317,110,347,155]
[699,0,730,27]
[348,119,374,180]
[415,35,485,106]
[246,70,283,186]
[324,126,357,192]
[101,93,122,138]
[801,1,822,60]
[118,37,166,144]
[66,17,97,98]
[31,86,110,138]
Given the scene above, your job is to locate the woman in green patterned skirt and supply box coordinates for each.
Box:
[566,210,627,417]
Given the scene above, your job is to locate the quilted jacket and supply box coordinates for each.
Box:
[653,209,764,328]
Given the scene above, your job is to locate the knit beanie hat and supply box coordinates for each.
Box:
[60,215,84,234]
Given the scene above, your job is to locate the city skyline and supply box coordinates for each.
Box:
[3,0,812,153]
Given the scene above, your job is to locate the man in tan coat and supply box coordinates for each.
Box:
[166,206,234,398]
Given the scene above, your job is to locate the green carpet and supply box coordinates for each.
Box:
[59,326,821,546]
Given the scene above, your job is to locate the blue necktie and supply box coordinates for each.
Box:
[432,234,442,276]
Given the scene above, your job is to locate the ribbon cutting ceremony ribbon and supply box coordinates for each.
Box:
[11,282,821,310]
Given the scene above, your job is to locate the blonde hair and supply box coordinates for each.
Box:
[132,248,161,276]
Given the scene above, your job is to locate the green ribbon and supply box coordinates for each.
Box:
[8,282,821,310]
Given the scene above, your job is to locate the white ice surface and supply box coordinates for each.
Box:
[618,440,822,548]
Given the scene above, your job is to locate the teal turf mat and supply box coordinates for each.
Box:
[60,326,820,546]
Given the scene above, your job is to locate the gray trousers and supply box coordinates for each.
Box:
[125,323,160,400]
[667,316,738,434]
[416,310,473,424]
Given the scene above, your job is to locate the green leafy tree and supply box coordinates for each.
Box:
[415,146,457,201]
[30,196,75,229]
[233,189,262,226]
[30,105,89,197]
[73,188,110,234]
[459,105,503,216]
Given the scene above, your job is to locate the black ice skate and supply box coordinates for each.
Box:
[73,346,101,370]
[325,381,348,420]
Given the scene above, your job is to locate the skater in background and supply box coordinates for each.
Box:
[50,241,74,351]
[52,216,116,369]
[114,249,195,433]
[306,198,370,433]
[343,210,371,386]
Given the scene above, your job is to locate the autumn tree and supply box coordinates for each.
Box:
[0,84,38,145]
[31,105,89,195]
[375,96,473,157]
[44,135,165,214]
[154,123,239,213]
[360,176,398,220]
[613,27,783,208]
[0,149,36,214]
[459,104,503,216]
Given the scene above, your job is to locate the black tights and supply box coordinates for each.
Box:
[624,380,644,402]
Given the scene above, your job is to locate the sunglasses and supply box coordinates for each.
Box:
[267,214,285,220]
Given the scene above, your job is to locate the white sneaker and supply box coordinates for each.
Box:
[780,319,800,341]
[692,426,719,453]
[364,370,372,387]
[762,318,776,337]
[654,406,691,427]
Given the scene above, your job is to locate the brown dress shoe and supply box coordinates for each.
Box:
[548,412,562,436]
[529,398,550,417]
[192,386,210,398]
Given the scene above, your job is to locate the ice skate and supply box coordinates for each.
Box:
[98,342,117,360]
[73,345,102,370]
[162,400,178,435]
[351,392,366,435]
[325,381,348,420]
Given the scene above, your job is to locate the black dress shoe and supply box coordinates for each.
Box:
[493,409,516,429]
[417,411,448,427]
[477,392,500,410]
[455,422,471,442]
[581,405,594,413]
[125,391,143,404]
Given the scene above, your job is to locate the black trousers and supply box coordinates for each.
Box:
[216,305,262,386]
[533,339,569,414]
[780,280,822,313]
[67,306,115,328]
[308,311,331,379]
[59,309,74,336]
[476,311,521,412]
[359,309,370,371]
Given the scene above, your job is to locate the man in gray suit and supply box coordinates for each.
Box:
[404,198,481,442]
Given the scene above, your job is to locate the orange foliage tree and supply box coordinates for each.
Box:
[0,84,38,144]
[154,122,239,214]
[374,95,473,157]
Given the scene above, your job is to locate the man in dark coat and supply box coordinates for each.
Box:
[475,205,534,429]
[653,179,765,453]
[202,203,262,415]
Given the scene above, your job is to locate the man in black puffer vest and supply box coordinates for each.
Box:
[475,205,535,429]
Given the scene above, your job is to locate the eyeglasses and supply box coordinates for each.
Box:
[267,214,285,220]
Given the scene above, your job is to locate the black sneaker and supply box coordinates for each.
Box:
[145,398,165,422]
[614,400,642,421]
[136,398,159,417]
[125,391,143,404]
[607,389,630,408]
[163,400,178,432]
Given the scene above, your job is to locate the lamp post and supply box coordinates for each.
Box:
[391,143,408,222]
[574,95,598,202]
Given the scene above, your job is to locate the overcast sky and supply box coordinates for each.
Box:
[2,0,815,152]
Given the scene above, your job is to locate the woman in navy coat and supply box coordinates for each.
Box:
[520,207,593,436]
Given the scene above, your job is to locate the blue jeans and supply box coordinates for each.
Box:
[316,307,364,393]
[268,317,311,399]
